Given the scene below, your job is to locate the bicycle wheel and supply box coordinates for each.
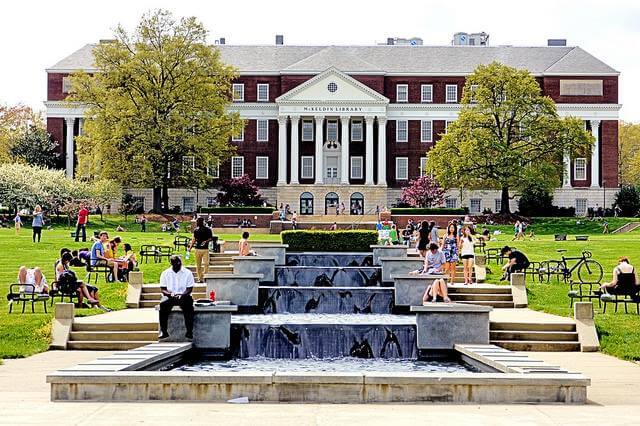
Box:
[577,259,603,284]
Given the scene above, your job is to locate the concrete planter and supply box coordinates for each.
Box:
[370,245,408,266]
[166,305,237,350]
[233,256,276,282]
[392,274,444,306]
[252,244,289,265]
[411,304,492,350]
[205,274,262,306]
[379,257,424,283]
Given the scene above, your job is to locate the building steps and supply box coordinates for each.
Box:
[612,222,640,234]
[68,322,158,350]
[67,340,153,350]
[490,322,579,351]
[489,340,580,352]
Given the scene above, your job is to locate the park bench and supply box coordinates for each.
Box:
[575,235,589,241]
[173,235,191,252]
[554,234,567,241]
[567,282,601,307]
[7,284,49,313]
[155,245,174,262]
[523,261,542,282]
[86,262,113,284]
[48,280,79,306]
[473,239,486,254]
[600,273,640,314]
[140,244,158,263]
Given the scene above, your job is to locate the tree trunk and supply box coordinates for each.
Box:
[162,183,169,213]
[500,186,511,214]
[152,187,162,212]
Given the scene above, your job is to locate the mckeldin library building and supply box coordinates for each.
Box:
[44,39,620,216]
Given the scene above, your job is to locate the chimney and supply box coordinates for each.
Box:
[386,37,395,45]
[219,37,226,45]
[547,39,567,46]
[275,34,284,45]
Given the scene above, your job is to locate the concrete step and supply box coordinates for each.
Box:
[450,293,513,302]
[447,286,511,294]
[140,293,206,305]
[490,330,579,342]
[72,322,158,332]
[491,340,581,352]
[141,285,206,293]
[67,341,153,350]
[69,331,158,342]
[455,300,515,308]
[490,322,576,332]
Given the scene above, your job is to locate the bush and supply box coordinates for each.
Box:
[198,206,275,214]
[390,207,468,215]
[518,184,554,216]
[282,230,378,252]
[614,186,640,217]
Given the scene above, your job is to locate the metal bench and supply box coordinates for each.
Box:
[140,244,158,263]
[7,284,49,313]
[155,245,173,262]
[575,235,589,241]
[173,235,191,252]
[86,263,113,284]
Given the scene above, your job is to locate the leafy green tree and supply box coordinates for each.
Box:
[69,9,241,211]
[619,121,640,186]
[10,125,60,168]
[119,193,143,222]
[427,62,594,214]
[613,185,640,217]
[517,182,554,216]
[0,104,39,163]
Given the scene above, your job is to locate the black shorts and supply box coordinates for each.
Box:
[461,254,474,260]
[426,295,444,302]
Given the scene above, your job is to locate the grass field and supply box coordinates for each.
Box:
[0,215,280,359]
[1,215,639,361]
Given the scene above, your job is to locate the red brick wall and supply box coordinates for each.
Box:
[233,76,281,102]
[601,120,618,188]
[47,73,68,101]
[384,77,466,103]
[542,76,618,104]
[47,118,64,152]
[204,214,272,227]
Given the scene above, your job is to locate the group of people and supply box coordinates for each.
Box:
[512,220,534,241]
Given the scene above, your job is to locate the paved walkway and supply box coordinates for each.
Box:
[2,349,640,424]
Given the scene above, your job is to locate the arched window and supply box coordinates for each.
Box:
[300,192,314,215]
[350,192,364,215]
[325,192,339,214]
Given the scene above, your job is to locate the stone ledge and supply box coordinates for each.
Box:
[411,303,493,313]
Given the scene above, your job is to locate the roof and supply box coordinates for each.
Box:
[47,44,619,75]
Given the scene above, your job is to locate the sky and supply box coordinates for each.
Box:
[1,0,639,121]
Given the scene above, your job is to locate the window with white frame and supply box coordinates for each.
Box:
[301,156,314,179]
[419,156,428,176]
[207,160,219,178]
[351,120,363,142]
[232,83,244,101]
[446,84,458,103]
[257,84,269,102]
[327,120,338,141]
[421,84,433,103]
[396,84,408,103]
[206,197,217,208]
[469,84,479,103]
[232,124,244,142]
[575,198,588,216]
[396,157,408,180]
[574,158,587,180]
[445,198,458,209]
[420,120,433,143]
[469,198,482,213]
[182,156,195,173]
[257,120,269,142]
[256,156,269,179]
[350,156,363,179]
[231,156,244,178]
[302,120,314,141]
[445,120,454,134]
[494,199,502,213]
[62,76,72,94]
[396,120,408,142]
[182,197,195,213]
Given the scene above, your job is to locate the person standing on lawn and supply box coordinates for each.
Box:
[75,203,89,242]
[188,217,213,283]
[14,212,22,235]
[140,214,147,232]
[31,205,44,243]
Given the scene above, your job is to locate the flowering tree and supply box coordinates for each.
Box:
[216,174,263,207]
[400,175,446,208]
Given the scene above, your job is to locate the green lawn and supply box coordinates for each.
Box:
[1,215,640,362]
[0,215,280,359]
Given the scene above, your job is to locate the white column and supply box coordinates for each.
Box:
[377,117,387,186]
[340,116,350,184]
[590,119,601,188]
[64,117,75,179]
[314,115,324,184]
[365,116,375,185]
[290,116,299,184]
[277,116,288,185]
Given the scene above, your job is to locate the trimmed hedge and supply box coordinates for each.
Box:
[198,207,275,214]
[282,230,378,252]
[390,207,468,215]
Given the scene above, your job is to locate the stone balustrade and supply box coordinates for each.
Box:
[379,256,424,283]
[370,245,408,266]
[233,255,276,282]
[205,273,262,306]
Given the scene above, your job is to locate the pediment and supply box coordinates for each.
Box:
[276,68,389,104]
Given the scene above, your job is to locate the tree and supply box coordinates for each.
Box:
[69,9,241,212]
[216,174,263,207]
[517,182,554,217]
[619,121,640,186]
[400,175,445,208]
[119,193,143,222]
[427,62,594,214]
[0,104,39,163]
[88,179,123,220]
[613,185,640,217]
[10,125,60,168]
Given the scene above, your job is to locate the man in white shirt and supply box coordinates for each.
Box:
[158,255,195,340]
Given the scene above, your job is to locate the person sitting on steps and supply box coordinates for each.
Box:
[158,255,194,340]
[422,278,451,303]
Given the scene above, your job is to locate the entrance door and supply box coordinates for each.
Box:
[300,192,314,215]
[325,192,339,215]
[325,156,339,184]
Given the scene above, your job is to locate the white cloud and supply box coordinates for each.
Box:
[1,0,637,121]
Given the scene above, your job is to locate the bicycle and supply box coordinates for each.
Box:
[551,249,603,284]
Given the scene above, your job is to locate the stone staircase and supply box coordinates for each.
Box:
[448,285,514,308]
[489,321,580,351]
[612,222,640,234]
[67,321,158,350]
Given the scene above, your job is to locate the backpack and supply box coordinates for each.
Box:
[57,270,79,294]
